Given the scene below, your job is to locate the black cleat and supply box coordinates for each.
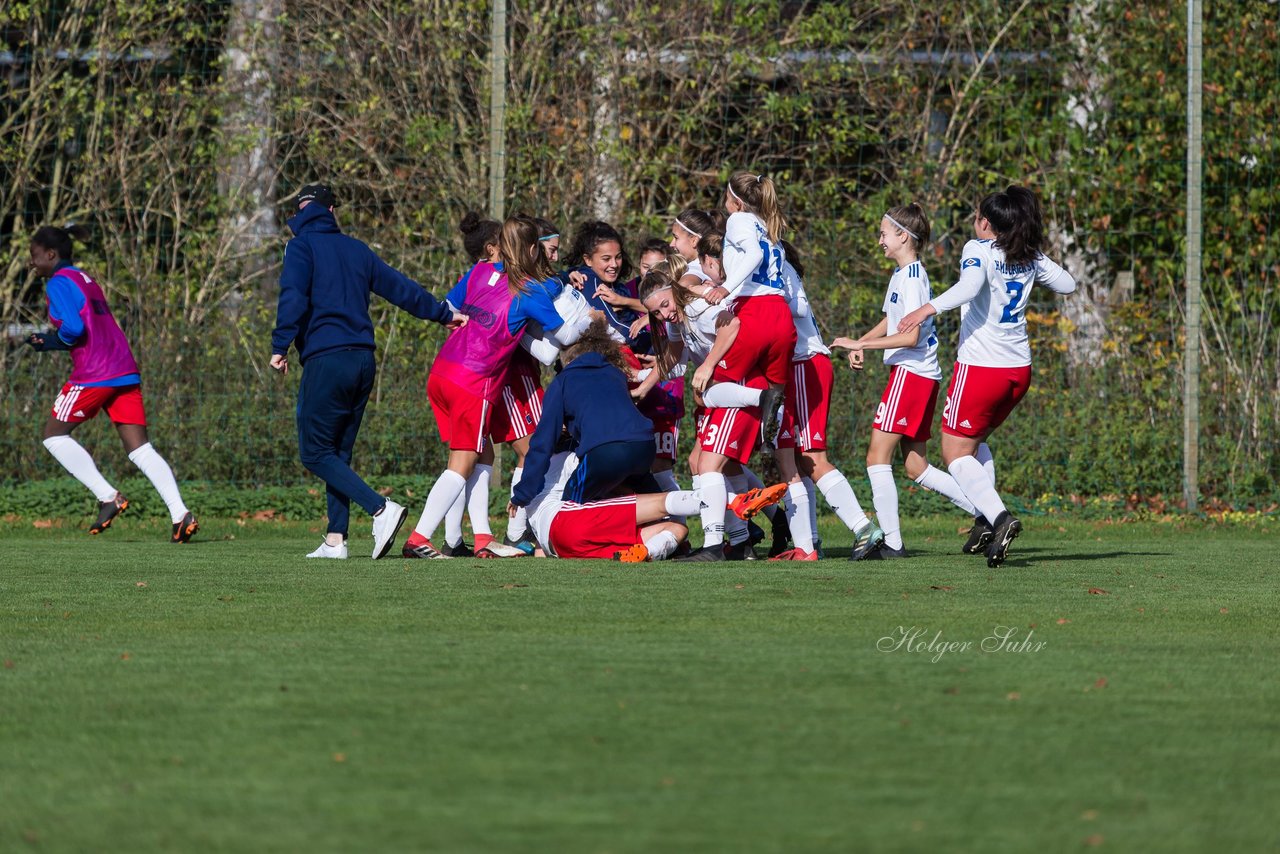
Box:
[90,493,129,535]
[170,511,199,544]
[441,540,474,557]
[864,544,908,560]
[963,517,994,555]
[673,543,726,562]
[758,386,784,446]
[767,510,792,558]
[985,513,1022,568]
[724,540,750,561]
[503,534,537,556]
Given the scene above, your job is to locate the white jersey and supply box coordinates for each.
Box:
[931,239,1076,368]
[684,257,712,283]
[721,212,785,300]
[528,451,579,556]
[882,261,941,380]
[780,259,829,361]
[667,297,729,364]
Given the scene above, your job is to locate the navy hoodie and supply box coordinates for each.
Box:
[565,265,652,353]
[272,205,452,363]
[512,352,654,506]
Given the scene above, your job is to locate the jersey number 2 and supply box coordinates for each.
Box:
[1000,281,1027,323]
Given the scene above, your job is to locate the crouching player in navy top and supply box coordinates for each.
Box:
[27,223,199,542]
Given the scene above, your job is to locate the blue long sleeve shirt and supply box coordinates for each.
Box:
[272,205,453,363]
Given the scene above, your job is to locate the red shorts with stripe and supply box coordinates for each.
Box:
[941,362,1032,438]
[696,405,761,464]
[427,372,490,452]
[873,366,940,442]
[490,353,544,444]
[51,383,147,425]
[548,496,641,558]
[777,354,833,451]
[712,294,796,387]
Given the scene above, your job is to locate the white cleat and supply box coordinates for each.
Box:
[372,500,408,559]
[306,541,348,559]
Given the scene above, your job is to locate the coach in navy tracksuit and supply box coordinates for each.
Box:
[511,320,657,509]
[270,184,463,559]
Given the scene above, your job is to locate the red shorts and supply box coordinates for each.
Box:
[941,362,1032,438]
[696,406,761,464]
[490,356,544,444]
[51,383,147,425]
[548,496,641,558]
[777,355,833,451]
[652,418,680,461]
[874,366,941,442]
[427,372,490,452]
[713,294,796,387]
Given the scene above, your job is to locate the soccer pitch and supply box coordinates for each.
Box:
[1,517,1276,852]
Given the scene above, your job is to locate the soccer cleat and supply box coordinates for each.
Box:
[864,544,908,560]
[372,500,408,559]
[306,541,348,559]
[985,512,1022,568]
[729,482,788,520]
[758,386,784,446]
[963,517,995,555]
[673,543,726,562]
[768,510,792,557]
[89,492,128,535]
[848,521,886,561]
[170,511,199,544]
[724,539,751,561]
[475,541,530,559]
[769,547,818,562]
[402,539,448,559]
[503,534,537,556]
[612,543,649,563]
[814,538,825,560]
[441,540,474,557]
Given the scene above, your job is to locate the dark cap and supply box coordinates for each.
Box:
[294,184,338,211]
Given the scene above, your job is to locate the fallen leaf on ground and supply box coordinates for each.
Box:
[3,659,13,669]
[1084,834,1104,847]
[32,519,53,529]
[1219,607,1228,614]
[135,581,148,588]
[1081,809,1099,821]
[930,585,955,591]
[332,753,347,763]
[1006,692,1021,701]
[734,584,744,589]
[120,652,131,661]
[1092,677,1108,690]
[1087,587,1109,595]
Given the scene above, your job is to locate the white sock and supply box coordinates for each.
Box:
[784,481,815,552]
[815,470,870,531]
[702,383,763,408]
[698,472,727,547]
[644,530,679,561]
[43,436,117,503]
[868,464,902,549]
[414,470,466,540]
[741,467,777,521]
[506,467,528,540]
[948,455,1007,523]
[664,490,703,516]
[467,464,492,538]
[127,442,188,523]
[444,489,466,546]
[915,464,978,516]
[802,476,819,542]
[976,443,996,487]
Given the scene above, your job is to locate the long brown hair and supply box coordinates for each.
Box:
[562,317,629,373]
[498,214,555,295]
[639,268,701,375]
[727,171,786,243]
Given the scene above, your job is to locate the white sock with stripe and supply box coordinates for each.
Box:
[914,465,978,516]
[784,481,815,552]
[644,530,679,561]
[127,442,188,523]
[415,470,466,540]
[697,472,727,548]
[664,490,702,517]
[867,464,902,549]
[701,383,763,408]
[948,455,1008,524]
[976,443,996,487]
[44,436,117,503]
[467,464,492,538]
[815,470,870,531]
[506,467,528,540]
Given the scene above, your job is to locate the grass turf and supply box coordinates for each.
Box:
[1,515,1276,852]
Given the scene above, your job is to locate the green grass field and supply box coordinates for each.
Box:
[2,514,1277,853]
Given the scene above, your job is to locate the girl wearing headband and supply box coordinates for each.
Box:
[831,204,982,560]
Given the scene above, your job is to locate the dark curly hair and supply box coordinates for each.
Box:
[562,317,629,374]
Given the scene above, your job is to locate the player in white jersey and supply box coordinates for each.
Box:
[667,207,721,294]
[831,205,981,558]
[898,186,1076,567]
[766,240,885,561]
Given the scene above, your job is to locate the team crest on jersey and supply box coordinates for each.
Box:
[962,258,981,269]
[523,413,534,426]
[889,293,899,304]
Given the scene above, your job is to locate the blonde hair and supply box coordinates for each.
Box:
[498,214,555,295]
[884,203,931,250]
[727,171,786,243]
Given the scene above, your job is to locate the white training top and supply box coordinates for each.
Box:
[930,239,1076,368]
[882,261,942,381]
[667,297,729,364]
[721,212,785,300]
[780,259,829,361]
[528,451,579,557]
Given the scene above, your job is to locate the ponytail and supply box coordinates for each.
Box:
[459,211,502,263]
[31,223,90,262]
[727,171,786,243]
[979,185,1043,268]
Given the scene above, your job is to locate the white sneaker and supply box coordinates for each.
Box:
[371,499,408,559]
[306,541,348,559]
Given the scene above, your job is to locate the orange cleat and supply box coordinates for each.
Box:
[612,543,650,564]
[728,482,788,520]
[768,547,819,562]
